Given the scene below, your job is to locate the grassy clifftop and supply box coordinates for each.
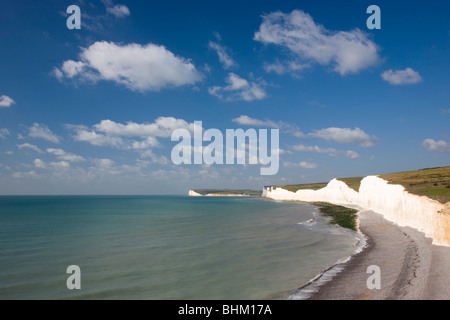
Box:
[380,167,450,204]
[275,166,450,204]
[274,178,363,193]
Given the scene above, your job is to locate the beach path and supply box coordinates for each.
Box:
[309,210,450,300]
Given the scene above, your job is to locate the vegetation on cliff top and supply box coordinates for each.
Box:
[274,167,450,204]
[380,166,450,204]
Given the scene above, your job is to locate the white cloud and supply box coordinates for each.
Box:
[209,73,267,102]
[70,126,124,148]
[11,170,41,179]
[0,128,10,139]
[93,158,116,170]
[70,117,196,152]
[284,161,318,169]
[34,159,46,168]
[345,150,360,159]
[29,123,60,143]
[101,0,130,18]
[140,150,170,165]
[381,68,422,85]
[47,148,85,162]
[50,161,71,169]
[55,41,203,92]
[94,117,195,138]
[263,60,309,75]
[292,144,360,159]
[292,144,337,156]
[106,4,130,18]
[18,143,45,154]
[130,137,160,150]
[59,60,86,79]
[440,108,450,115]
[277,148,293,155]
[208,40,236,69]
[52,68,64,80]
[0,95,15,107]
[232,115,304,137]
[254,10,380,75]
[232,115,278,128]
[310,127,377,147]
[422,139,450,153]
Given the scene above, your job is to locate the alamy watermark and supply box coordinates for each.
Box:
[66,265,81,290]
[171,121,279,176]
[366,265,381,290]
[66,5,81,30]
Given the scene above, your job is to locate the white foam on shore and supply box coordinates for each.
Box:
[288,210,368,300]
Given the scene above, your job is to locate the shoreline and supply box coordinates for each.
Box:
[287,206,368,300]
[302,210,450,300]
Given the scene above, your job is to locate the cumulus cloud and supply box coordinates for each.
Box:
[50,161,71,169]
[310,127,377,147]
[94,117,195,138]
[140,150,170,165]
[283,161,318,169]
[34,159,46,168]
[254,10,380,75]
[209,73,267,102]
[47,148,85,162]
[208,39,236,69]
[381,68,422,85]
[422,139,450,153]
[69,117,196,152]
[11,170,41,179]
[345,150,360,159]
[29,123,60,143]
[55,41,203,92]
[17,143,45,154]
[69,125,125,148]
[0,95,15,107]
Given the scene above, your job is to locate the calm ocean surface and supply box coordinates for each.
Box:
[0,196,360,299]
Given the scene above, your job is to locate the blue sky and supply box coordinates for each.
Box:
[0,0,449,195]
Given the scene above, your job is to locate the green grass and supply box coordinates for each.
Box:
[273,183,328,193]
[193,189,262,196]
[336,177,364,192]
[275,178,363,193]
[273,167,450,204]
[379,166,450,204]
[312,202,359,231]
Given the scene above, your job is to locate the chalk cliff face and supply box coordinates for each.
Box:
[188,190,252,197]
[263,176,450,247]
[188,190,203,197]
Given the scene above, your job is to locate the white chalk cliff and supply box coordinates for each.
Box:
[188,190,203,197]
[263,176,450,247]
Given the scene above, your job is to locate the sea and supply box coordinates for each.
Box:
[0,196,363,300]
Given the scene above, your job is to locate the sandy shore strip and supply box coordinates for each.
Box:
[308,210,450,300]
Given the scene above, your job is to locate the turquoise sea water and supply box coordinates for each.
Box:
[0,196,360,300]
